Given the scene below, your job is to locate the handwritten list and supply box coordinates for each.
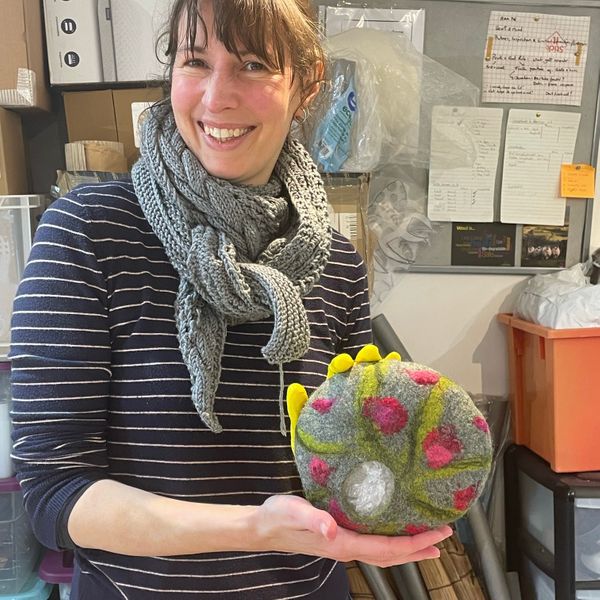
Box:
[428,107,503,222]
[500,109,580,226]
[482,11,590,106]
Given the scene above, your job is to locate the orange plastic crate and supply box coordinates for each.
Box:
[498,313,600,473]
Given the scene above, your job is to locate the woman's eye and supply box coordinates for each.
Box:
[184,58,208,69]
[244,61,266,72]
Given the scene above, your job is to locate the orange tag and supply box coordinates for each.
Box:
[560,164,596,198]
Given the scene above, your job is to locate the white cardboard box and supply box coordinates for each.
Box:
[43,0,171,85]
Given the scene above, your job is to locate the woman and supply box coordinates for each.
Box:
[9,1,452,598]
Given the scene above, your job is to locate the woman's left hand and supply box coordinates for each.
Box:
[252,494,453,568]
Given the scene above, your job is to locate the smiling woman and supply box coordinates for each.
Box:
[169,0,310,185]
[8,1,452,599]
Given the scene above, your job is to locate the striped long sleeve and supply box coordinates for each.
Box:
[9,181,372,600]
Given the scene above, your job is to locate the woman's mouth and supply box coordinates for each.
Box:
[200,122,254,143]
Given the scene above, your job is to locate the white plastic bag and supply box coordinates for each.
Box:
[513,262,600,328]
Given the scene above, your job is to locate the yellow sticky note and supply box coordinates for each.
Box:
[560,164,596,198]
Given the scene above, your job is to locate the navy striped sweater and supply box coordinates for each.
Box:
[9,180,371,599]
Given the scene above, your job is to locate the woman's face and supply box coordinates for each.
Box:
[171,1,301,186]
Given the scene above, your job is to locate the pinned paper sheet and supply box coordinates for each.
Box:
[428,107,503,222]
[482,11,590,106]
[560,164,595,198]
[500,109,581,226]
[320,7,425,51]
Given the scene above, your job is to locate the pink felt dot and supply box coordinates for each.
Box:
[423,425,463,469]
[454,485,477,511]
[425,445,454,469]
[311,397,334,414]
[309,457,333,486]
[473,416,490,433]
[404,524,430,535]
[362,396,409,435]
[407,369,440,385]
[328,499,367,533]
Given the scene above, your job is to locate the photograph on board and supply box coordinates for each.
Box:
[521,217,569,268]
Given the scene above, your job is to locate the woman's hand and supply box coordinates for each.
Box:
[253,495,453,568]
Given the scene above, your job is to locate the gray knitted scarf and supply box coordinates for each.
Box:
[131,103,331,434]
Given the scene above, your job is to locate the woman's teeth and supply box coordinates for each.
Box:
[204,125,250,141]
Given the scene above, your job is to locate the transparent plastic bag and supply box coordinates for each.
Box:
[305,28,479,171]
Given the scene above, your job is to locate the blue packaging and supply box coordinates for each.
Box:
[311,59,357,172]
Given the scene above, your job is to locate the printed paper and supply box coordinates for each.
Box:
[482,11,590,106]
[451,223,516,267]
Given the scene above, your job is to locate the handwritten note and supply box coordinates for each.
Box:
[500,110,581,226]
[482,11,590,106]
[560,164,596,198]
[320,7,425,51]
[427,107,503,222]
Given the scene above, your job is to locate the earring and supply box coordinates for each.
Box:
[295,106,309,124]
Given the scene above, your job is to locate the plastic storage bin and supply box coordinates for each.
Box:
[0,362,12,479]
[38,550,72,600]
[0,195,49,359]
[498,313,600,472]
[0,478,41,594]
[0,572,52,599]
[505,444,600,599]
[521,555,555,600]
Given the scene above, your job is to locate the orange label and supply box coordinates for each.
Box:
[560,164,595,198]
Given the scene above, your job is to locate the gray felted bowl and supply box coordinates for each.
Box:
[288,346,493,535]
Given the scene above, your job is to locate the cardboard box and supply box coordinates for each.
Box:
[323,173,374,291]
[0,108,28,195]
[63,88,163,169]
[44,0,171,85]
[43,0,113,85]
[65,141,127,173]
[0,0,50,111]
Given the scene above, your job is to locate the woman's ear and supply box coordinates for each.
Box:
[303,60,325,109]
[293,61,324,122]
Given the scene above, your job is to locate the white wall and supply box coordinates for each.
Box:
[375,273,529,397]
[586,143,600,253]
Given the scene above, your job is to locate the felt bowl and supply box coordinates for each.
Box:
[293,353,493,535]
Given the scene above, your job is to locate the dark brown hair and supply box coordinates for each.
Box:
[159,0,325,103]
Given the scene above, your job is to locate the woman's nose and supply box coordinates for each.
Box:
[201,71,240,113]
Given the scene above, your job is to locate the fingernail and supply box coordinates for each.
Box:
[320,523,329,538]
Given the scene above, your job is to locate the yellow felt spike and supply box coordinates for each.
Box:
[326,353,354,378]
[355,344,382,363]
[286,383,308,454]
[385,351,402,361]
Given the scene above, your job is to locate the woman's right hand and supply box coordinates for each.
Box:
[253,495,453,568]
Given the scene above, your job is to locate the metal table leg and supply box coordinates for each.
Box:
[389,563,430,600]
[357,564,398,600]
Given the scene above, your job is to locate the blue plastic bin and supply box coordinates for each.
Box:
[0,572,52,599]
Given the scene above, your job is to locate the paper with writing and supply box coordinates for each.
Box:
[560,164,595,198]
[501,109,580,226]
[482,11,590,106]
[427,107,503,222]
